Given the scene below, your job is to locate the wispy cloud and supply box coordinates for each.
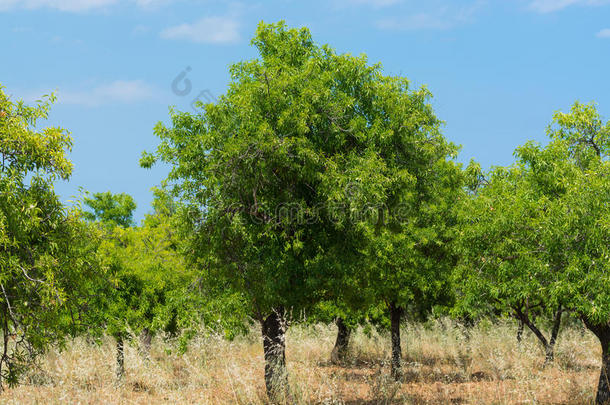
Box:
[597,28,610,37]
[0,0,170,12]
[63,80,159,106]
[376,1,484,31]
[528,0,610,13]
[133,0,170,7]
[0,0,115,12]
[337,0,402,7]
[22,80,161,107]
[160,16,240,44]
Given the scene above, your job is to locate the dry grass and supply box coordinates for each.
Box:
[1,319,601,404]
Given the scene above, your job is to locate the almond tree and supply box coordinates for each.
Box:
[0,86,104,389]
[455,157,566,364]
[84,190,200,380]
[142,21,460,398]
[458,102,610,402]
[544,103,610,403]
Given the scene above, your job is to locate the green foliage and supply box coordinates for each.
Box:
[455,162,555,319]
[84,187,246,351]
[84,191,192,340]
[548,101,609,166]
[83,191,136,228]
[0,85,105,387]
[540,104,610,326]
[143,21,460,327]
[310,300,389,330]
[455,102,610,355]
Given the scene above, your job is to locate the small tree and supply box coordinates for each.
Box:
[456,158,566,364]
[307,235,382,365]
[458,101,610,402]
[84,192,137,379]
[0,86,104,389]
[541,102,610,403]
[84,190,199,380]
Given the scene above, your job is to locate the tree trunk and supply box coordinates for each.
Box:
[0,306,8,393]
[330,317,351,364]
[517,320,524,343]
[116,336,125,381]
[583,320,610,404]
[139,328,152,359]
[598,339,610,405]
[261,308,288,402]
[389,302,402,380]
[543,343,554,365]
[545,306,563,364]
[514,306,562,366]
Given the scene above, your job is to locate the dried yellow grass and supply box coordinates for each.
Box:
[1,319,600,404]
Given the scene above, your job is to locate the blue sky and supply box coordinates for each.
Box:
[1,0,609,220]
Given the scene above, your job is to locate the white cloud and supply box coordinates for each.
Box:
[0,0,116,11]
[133,0,169,6]
[528,0,610,13]
[160,16,240,44]
[377,12,453,30]
[597,28,610,37]
[48,80,160,106]
[376,1,483,31]
[0,0,170,12]
[339,0,401,7]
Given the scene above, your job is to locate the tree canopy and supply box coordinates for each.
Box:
[0,87,105,388]
[142,20,463,396]
[456,101,610,402]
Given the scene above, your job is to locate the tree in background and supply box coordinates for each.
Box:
[360,152,461,379]
[84,190,198,380]
[311,300,387,365]
[83,192,137,380]
[457,101,610,402]
[0,86,105,389]
[455,157,566,364]
[306,230,381,365]
[315,72,461,379]
[83,191,136,228]
[540,103,610,403]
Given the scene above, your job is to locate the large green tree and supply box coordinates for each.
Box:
[143,21,461,397]
[0,86,104,389]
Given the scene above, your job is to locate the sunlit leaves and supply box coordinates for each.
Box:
[456,101,610,330]
[0,85,104,386]
[143,21,460,323]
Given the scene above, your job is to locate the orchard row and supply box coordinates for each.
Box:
[1,21,609,403]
